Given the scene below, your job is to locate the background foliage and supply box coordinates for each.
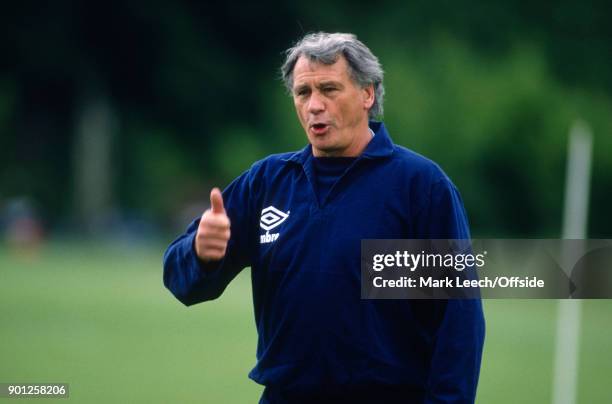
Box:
[1,0,611,237]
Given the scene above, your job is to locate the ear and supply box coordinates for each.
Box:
[362,84,375,110]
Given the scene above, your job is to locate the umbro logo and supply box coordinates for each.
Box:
[260,206,289,231]
[260,206,289,244]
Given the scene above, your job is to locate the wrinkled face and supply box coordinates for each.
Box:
[292,55,374,157]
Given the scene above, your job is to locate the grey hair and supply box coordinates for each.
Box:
[281,32,385,119]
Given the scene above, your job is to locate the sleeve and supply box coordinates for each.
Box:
[417,179,486,404]
[162,167,257,306]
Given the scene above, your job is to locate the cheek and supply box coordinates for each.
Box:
[336,99,356,121]
[294,102,306,122]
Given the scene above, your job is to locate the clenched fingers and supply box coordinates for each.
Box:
[195,208,231,262]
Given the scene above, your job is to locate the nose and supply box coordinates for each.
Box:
[307,92,325,114]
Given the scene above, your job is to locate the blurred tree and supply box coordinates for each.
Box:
[0,0,610,237]
[73,90,116,234]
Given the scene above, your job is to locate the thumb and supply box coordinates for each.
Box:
[210,187,225,214]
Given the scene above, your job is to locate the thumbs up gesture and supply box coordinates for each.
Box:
[195,188,231,262]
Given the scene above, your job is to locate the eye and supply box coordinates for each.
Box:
[322,86,337,93]
[295,88,310,97]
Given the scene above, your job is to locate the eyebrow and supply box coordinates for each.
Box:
[292,80,344,93]
[293,80,344,93]
[293,84,310,93]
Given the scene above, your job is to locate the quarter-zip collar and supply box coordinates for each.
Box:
[281,121,394,208]
[281,121,395,166]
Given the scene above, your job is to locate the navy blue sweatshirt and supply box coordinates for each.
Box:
[163,122,485,403]
[312,156,356,205]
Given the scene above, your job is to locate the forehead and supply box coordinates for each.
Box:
[292,55,351,86]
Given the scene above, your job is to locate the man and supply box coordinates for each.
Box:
[163,32,485,403]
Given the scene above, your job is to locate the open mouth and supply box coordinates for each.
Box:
[310,123,329,135]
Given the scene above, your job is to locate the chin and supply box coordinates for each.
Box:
[309,138,331,149]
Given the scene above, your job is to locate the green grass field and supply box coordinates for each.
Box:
[1,242,611,403]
